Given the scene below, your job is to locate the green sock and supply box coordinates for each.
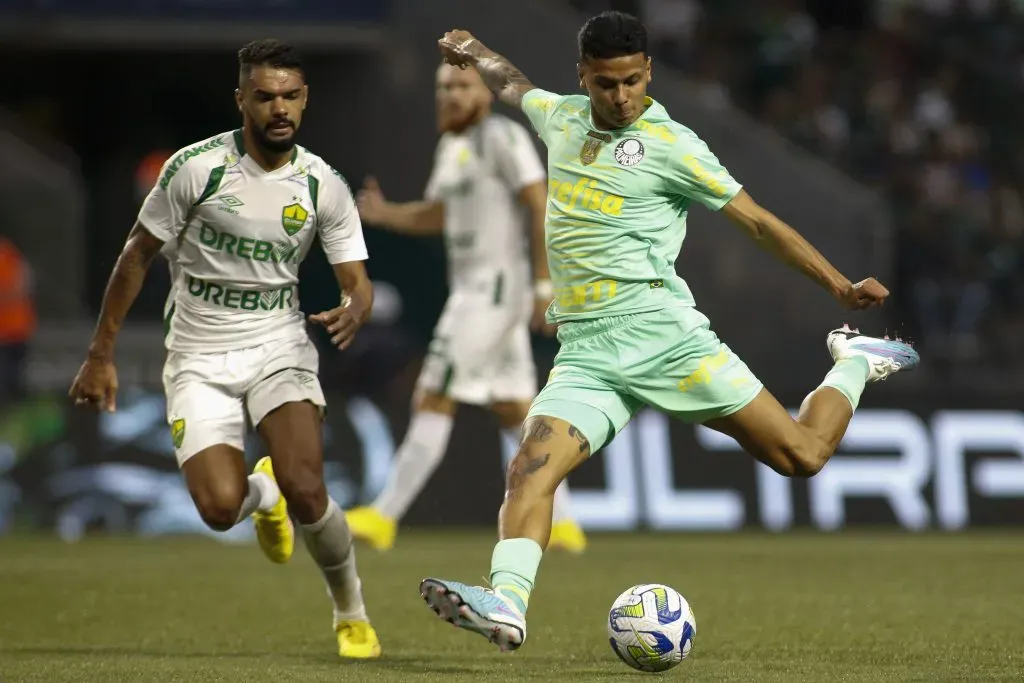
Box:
[489,538,543,615]
[820,357,870,410]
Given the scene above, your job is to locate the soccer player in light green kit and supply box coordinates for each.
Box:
[420,12,920,652]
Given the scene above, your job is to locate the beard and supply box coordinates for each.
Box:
[253,121,297,153]
[438,104,481,133]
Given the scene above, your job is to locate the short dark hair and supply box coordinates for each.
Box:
[578,11,647,60]
[238,39,304,79]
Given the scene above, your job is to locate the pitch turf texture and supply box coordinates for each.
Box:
[1,532,1021,682]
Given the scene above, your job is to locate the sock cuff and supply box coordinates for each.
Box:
[302,497,341,533]
[821,357,870,411]
[490,537,544,584]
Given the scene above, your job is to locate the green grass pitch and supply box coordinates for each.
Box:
[1,531,1021,681]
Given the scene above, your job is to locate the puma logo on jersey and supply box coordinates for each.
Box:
[634,119,677,144]
[681,155,729,197]
[198,223,299,264]
[548,177,625,217]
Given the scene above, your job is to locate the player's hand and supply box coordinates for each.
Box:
[438,29,482,69]
[531,297,556,337]
[69,355,119,412]
[355,176,388,225]
[309,302,362,351]
[840,278,890,310]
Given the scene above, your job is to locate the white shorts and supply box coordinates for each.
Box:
[417,284,537,405]
[162,334,325,467]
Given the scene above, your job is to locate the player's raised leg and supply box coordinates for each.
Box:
[257,399,381,659]
[493,400,587,554]
[346,391,456,551]
[703,325,920,476]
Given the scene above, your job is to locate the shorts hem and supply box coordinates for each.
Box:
[698,382,764,423]
[175,437,245,468]
[526,399,612,454]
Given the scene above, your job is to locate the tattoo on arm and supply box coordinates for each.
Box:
[505,452,550,501]
[522,416,554,444]
[504,418,591,501]
[568,425,591,457]
[468,46,535,108]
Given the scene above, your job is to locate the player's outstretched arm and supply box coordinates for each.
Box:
[309,261,373,351]
[356,176,444,235]
[438,30,536,109]
[721,190,890,310]
[69,222,165,411]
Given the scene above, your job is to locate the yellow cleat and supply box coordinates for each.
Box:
[252,456,294,564]
[336,620,382,659]
[548,519,588,554]
[345,506,397,551]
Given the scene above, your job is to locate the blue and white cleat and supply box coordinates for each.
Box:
[419,578,526,651]
[827,324,920,381]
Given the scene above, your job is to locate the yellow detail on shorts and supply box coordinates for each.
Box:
[171,418,185,448]
[678,348,730,392]
[556,280,618,309]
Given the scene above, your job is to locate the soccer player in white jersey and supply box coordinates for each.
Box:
[343,63,588,554]
[68,39,381,659]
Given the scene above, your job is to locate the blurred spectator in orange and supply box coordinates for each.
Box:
[0,237,36,404]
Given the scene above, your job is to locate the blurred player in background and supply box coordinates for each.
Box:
[68,39,381,659]
[346,62,587,554]
[419,13,920,651]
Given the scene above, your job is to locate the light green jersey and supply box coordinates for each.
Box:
[520,88,742,323]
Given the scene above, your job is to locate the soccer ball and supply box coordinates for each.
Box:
[607,583,696,673]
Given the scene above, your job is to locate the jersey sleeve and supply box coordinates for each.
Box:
[489,120,546,192]
[317,168,369,264]
[520,88,566,145]
[136,156,203,241]
[665,131,743,211]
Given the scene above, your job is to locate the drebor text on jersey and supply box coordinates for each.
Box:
[186,275,296,311]
[198,223,300,264]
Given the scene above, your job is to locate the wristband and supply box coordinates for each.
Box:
[534,279,554,299]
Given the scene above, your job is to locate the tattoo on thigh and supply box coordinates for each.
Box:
[522,417,555,444]
[568,425,591,457]
[506,451,551,500]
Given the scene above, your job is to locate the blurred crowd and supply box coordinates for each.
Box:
[572,0,1024,369]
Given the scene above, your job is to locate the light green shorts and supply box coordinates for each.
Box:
[527,306,763,453]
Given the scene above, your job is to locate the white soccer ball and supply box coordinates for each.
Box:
[607,583,696,673]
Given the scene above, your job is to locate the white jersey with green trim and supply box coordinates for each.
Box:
[424,114,545,294]
[138,129,367,353]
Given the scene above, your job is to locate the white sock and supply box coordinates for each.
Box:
[500,426,574,524]
[235,472,279,524]
[300,498,369,624]
[373,411,454,520]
